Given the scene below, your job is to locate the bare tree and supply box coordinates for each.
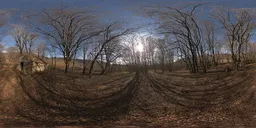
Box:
[36,41,46,58]
[164,35,175,72]
[46,41,57,69]
[143,3,208,73]
[145,36,157,71]
[203,21,217,67]
[121,35,140,73]
[10,25,39,55]
[97,38,123,74]
[26,33,39,54]
[82,42,90,75]
[10,26,27,55]
[212,8,256,70]
[156,39,167,73]
[88,22,134,76]
[31,6,102,73]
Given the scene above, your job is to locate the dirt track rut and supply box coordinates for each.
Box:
[1,64,256,127]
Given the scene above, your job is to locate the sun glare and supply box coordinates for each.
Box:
[136,43,144,52]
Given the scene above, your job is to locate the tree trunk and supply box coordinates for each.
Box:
[72,59,75,73]
[82,54,86,75]
[168,60,173,72]
[161,62,165,74]
[101,62,110,75]
[64,56,70,74]
[101,68,106,75]
[72,53,76,73]
[82,43,87,75]
[51,57,54,67]
[65,62,69,74]
[19,48,23,55]
[54,56,56,69]
[88,45,107,76]
[82,65,86,75]
[88,60,96,77]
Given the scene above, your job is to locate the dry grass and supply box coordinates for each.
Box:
[0,55,256,127]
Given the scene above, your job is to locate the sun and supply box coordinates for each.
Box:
[136,43,144,53]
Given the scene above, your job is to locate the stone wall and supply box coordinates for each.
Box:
[32,61,47,73]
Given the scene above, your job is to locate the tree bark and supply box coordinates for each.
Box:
[72,52,76,73]
[82,54,86,75]
[65,62,69,74]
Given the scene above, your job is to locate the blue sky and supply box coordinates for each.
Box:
[1,0,256,48]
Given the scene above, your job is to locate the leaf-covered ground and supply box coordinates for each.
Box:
[0,62,256,127]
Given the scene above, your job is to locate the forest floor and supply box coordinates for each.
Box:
[0,57,256,127]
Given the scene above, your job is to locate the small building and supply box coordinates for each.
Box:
[18,55,47,74]
[32,60,47,73]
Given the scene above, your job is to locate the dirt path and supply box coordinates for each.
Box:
[0,68,17,100]
[145,66,256,127]
[0,63,24,124]
[1,60,256,127]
